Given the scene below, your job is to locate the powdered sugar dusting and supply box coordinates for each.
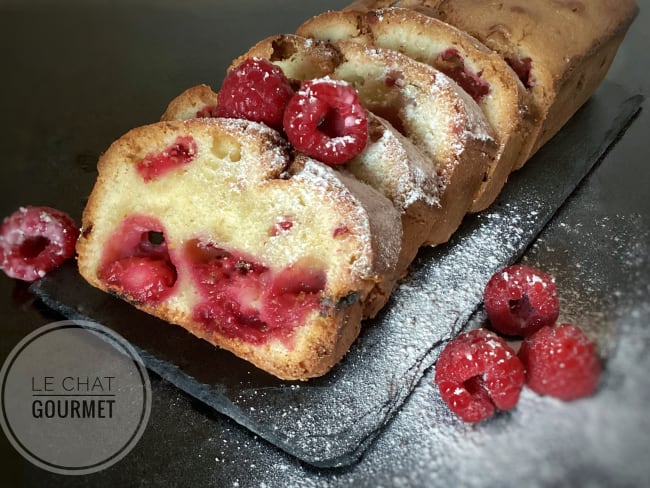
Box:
[348,114,440,211]
[291,155,401,280]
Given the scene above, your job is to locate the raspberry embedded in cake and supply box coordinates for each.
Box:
[136,136,198,182]
[186,239,326,345]
[268,218,294,237]
[436,48,491,103]
[98,215,177,304]
[101,256,177,304]
[196,105,219,118]
[76,118,402,379]
[505,56,534,89]
[333,226,349,238]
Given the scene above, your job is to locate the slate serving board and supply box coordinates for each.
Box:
[30,83,642,468]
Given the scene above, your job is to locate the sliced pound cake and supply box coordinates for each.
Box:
[297,7,533,211]
[76,118,402,380]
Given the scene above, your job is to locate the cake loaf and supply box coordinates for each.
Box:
[76,0,637,381]
[76,118,402,380]
[345,0,639,162]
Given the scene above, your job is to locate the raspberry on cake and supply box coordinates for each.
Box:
[215,57,294,131]
[76,118,402,380]
[283,78,369,165]
[296,7,534,212]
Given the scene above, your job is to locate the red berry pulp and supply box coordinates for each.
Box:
[99,215,177,304]
[196,105,219,118]
[283,79,368,165]
[0,206,79,281]
[333,226,349,238]
[216,57,294,131]
[435,329,525,423]
[505,56,534,89]
[186,239,326,345]
[519,324,602,401]
[437,48,491,103]
[483,264,560,337]
[102,256,176,304]
[384,69,404,88]
[269,219,293,237]
[136,136,198,182]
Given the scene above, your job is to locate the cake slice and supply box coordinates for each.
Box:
[162,81,439,276]
[345,0,639,162]
[296,7,533,211]
[76,118,402,380]
[232,34,497,245]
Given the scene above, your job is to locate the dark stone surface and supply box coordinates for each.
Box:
[1,0,649,486]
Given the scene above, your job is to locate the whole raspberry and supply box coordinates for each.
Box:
[483,264,559,337]
[0,206,79,281]
[283,78,368,165]
[519,324,602,401]
[215,57,294,131]
[434,329,525,423]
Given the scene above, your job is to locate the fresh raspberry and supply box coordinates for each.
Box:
[283,78,368,165]
[434,329,525,423]
[215,57,294,131]
[519,324,602,401]
[101,256,176,304]
[0,206,79,281]
[483,264,560,337]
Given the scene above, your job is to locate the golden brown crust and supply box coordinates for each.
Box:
[78,0,637,380]
[229,34,342,80]
[77,118,401,380]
